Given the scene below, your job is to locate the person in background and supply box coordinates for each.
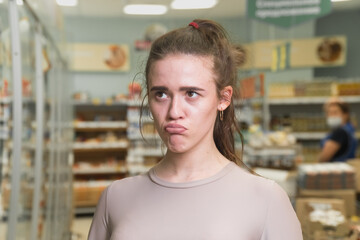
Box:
[319,98,357,162]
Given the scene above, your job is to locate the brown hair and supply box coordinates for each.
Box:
[141,19,248,168]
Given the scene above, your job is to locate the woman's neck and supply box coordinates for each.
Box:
[154,139,230,183]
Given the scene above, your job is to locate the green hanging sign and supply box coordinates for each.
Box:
[247,0,332,28]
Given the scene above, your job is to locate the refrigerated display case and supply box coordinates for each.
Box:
[0,1,73,240]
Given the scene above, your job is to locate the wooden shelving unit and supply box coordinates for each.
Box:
[72,99,164,213]
[267,89,360,162]
[72,102,129,212]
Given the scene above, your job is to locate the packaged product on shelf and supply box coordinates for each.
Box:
[302,81,336,97]
[244,126,301,170]
[347,159,360,192]
[271,113,328,132]
[73,180,111,207]
[336,82,360,96]
[128,82,142,100]
[73,157,126,174]
[113,93,127,102]
[298,189,356,218]
[22,78,32,97]
[73,92,90,102]
[296,198,351,240]
[268,82,294,98]
[0,79,9,97]
[298,163,355,190]
[269,78,360,99]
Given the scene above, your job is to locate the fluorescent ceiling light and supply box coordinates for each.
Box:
[56,0,78,7]
[331,0,351,2]
[124,4,168,15]
[171,0,218,9]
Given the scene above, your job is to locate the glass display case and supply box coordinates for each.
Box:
[0,1,73,240]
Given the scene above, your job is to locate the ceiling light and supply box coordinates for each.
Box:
[331,0,351,2]
[171,0,218,9]
[17,0,23,5]
[124,4,168,15]
[56,0,78,7]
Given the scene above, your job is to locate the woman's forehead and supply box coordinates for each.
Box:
[149,54,216,89]
[327,105,341,112]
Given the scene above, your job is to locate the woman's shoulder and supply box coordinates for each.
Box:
[231,163,274,184]
[229,163,283,196]
[231,164,293,209]
[106,172,151,195]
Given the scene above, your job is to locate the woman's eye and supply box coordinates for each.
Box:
[155,92,167,99]
[187,91,198,98]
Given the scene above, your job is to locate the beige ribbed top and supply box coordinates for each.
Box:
[88,162,302,240]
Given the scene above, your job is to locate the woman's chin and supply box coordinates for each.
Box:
[164,139,189,154]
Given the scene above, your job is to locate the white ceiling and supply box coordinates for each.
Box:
[60,0,360,18]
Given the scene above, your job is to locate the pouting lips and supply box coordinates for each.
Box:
[164,123,187,134]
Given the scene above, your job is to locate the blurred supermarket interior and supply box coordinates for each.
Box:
[1,0,360,239]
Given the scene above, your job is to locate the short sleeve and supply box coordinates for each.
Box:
[329,128,348,145]
[260,182,303,240]
[88,187,111,240]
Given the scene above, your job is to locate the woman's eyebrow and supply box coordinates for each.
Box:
[150,86,205,92]
[150,86,168,91]
[179,86,205,91]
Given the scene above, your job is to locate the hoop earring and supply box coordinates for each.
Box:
[219,110,224,121]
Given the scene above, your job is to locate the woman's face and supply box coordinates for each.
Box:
[148,54,228,153]
[326,104,347,126]
[327,105,346,122]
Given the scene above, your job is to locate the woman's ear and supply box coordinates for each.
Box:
[217,86,233,111]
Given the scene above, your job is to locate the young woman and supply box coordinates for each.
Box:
[319,100,357,162]
[88,19,302,240]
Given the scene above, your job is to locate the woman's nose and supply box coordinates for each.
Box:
[168,96,183,120]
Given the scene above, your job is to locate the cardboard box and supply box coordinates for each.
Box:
[347,159,360,193]
[313,223,356,240]
[298,189,356,217]
[296,198,351,240]
[296,198,346,227]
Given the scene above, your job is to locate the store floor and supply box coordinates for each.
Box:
[72,217,92,240]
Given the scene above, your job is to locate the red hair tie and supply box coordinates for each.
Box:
[189,22,199,29]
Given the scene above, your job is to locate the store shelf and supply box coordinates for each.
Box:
[293,132,360,140]
[128,133,161,140]
[292,132,327,140]
[128,117,153,123]
[268,96,360,105]
[21,142,71,152]
[73,167,127,175]
[0,117,10,122]
[127,164,153,175]
[74,121,128,131]
[244,145,298,156]
[73,99,128,107]
[127,99,146,107]
[131,148,164,157]
[74,207,96,215]
[73,99,150,107]
[0,97,36,104]
[73,142,129,152]
[0,97,12,104]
